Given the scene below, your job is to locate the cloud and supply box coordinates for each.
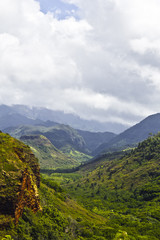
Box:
[0,0,160,128]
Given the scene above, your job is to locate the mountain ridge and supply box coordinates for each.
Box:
[0,104,128,133]
[4,124,116,159]
[94,112,160,155]
[2,119,160,239]
[0,132,120,240]
[56,132,160,239]
[20,134,83,169]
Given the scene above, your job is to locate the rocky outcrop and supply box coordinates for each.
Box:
[15,168,41,224]
[0,132,41,227]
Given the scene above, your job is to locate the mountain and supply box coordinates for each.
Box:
[0,104,127,133]
[94,112,160,155]
[20,134,83,169]
[60,133,160,239]
[2,130,160,239]
[77,129,116,153]
[4,124,93,167]
[0,112,43,130]
[0,132,121,240]
[5,123,116,159]
[4,124,88,154]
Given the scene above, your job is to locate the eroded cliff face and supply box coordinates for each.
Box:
[0,132,41,227]
[13,146,40,188]
[15,168,41,224]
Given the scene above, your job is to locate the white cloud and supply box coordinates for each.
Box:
[0,0,160,129]
[116,0,160,37]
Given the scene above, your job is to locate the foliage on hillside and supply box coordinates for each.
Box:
[0,131,123,240]
[1,175,124,240]
[5,123,116,158]
[3,131,160,239]
[60,145,92,163]
[52,133,160,239]
[13,180,115,240]
[5,125,92,164]
[20,135,82,169]
[0,132,41,238]
[5,125,88,154]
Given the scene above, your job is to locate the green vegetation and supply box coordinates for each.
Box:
[60,145,92,163]
[55,133,160,239]
[6,124,88,154]
[6,125,92,168]
[0,131,124,239]
[6,123,116,159]
[0,175,117,239]
[21,135,81,169]
[3,130,160,239]
[13,180,113,240]
[0,131,41,239]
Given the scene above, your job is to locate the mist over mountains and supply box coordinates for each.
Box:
[0,104,128,133]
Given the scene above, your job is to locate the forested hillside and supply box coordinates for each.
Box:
[20,134,82,169]
[0,132,123,240]
[50,133,160,239]
[2,127,160,239]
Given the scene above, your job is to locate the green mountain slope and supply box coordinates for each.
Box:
[3,131,160,239]
[2,179,111,240]
[20,135,81,169]
[0,132,123,240]
[5,125,92,165]
[54,133,160,239]
[5,123,116,159]
[94,113,160,155]
[5,124,88,154]
[0,131,41,234]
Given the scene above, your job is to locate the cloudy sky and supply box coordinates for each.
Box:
[0,0,160,127]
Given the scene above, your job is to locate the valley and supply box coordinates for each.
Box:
[1,0,160,239]
[1,104,160,239]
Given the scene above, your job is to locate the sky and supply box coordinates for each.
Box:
[0,0,160,128]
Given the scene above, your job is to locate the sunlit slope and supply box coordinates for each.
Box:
[5,124,92,164]
[20,134,81,169]
[62,133,160,239]
[0,132,120,240]
[0,131,41,237]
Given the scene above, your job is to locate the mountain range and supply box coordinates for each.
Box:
[4,124,113,169]
[0,132,110,240]
[20,134,81,169]
[1,104,160,166]
[60,132,160,239]
[2,104,160,239]
[0,104,127,133]
[2,129,160,239]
